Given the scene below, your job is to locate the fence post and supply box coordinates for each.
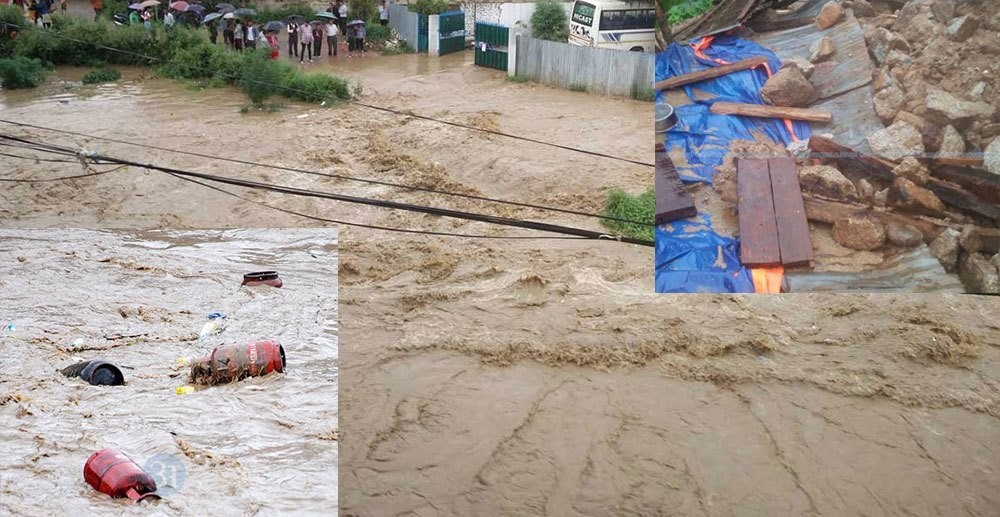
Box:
[507,27,523,78]
[428,14,440,56]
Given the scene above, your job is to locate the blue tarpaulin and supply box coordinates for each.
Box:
[654,35,811,293]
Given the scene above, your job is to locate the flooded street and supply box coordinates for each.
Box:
[0,228,337,514]
[1,51,999,515]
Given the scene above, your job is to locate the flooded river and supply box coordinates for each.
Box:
[2,51,998,516]
[0,228,338,515]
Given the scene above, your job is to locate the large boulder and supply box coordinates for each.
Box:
[832,213,887,251]
[925,89,996,128]
[886,222,924,247]
[809,36,836,63]
[984,137,1000,175]
[930,228,961,271]
[816,1,845,30]
[760,67,818,107]
[867,120,925,160]
[892,157,931,185]
[899,12,942,51]
[869,28,910,66]
[938,125,966,157]
[947,15,979,42]
[889,177,946,216]
[959,253,1000,294]
[959,225,983,253]
[930,0,955,23]
[874,86,906,124]
[798,165,859,200]
[848,0,876,18]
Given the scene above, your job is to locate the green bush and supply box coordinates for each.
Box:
[601,189,654,241]
[410,0,448,16]
[81,66,121,84]
[665,0,712,25]
[365,22,391,43]
[239,49,291,105]
[349,0,378,23]
[530,0,568,42]
[0,56,47,89]
[282,71,349,104]
[100,0,129,21]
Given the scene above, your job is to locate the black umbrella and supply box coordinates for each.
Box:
[215,2,234,11]
[315,11,336,20]
[262,20,283,32]
[234,7,255,16]
[284,14,306,24]
[185,4,205,13]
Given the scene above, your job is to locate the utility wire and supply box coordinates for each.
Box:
[1,133,654,246]
[0,117,651,227]
[166,172,590,240]
[2,22,654,169]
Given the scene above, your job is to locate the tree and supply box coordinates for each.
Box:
[656,0,673,50]
[349,0,378,23]
[410,0,448,16]
[530,0,568,42]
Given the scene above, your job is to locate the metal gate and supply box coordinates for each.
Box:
[474,22,508,71]
[417,14,428,52]
[438,10,466,55]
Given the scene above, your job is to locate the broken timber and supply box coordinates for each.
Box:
[737,157,815,267]
[710,102,833,123]
[655,151,697,225]
[654,56,769,91]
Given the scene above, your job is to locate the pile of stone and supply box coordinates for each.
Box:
[759,1,845,108]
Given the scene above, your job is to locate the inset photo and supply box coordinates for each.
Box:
[0,228,338,513]
[655,1,998,294]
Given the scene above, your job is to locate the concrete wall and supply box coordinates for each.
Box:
[388,1,420,51]
[428,14,440,56]
[512,34,654,98]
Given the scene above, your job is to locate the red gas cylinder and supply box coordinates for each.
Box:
[83,449,160,502]
[190,340,286,385]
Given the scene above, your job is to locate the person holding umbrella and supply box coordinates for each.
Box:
[129,6,140,25]
[233,17,244,51]
[325,18,338,57]
[379,2,388,26]
[356,21,365,57]
[246,20,258,50]
[223,16,235,47]
[338,1,347,34]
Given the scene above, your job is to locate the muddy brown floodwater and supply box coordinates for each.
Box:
[1,50,999,516]
[0,228,338,515]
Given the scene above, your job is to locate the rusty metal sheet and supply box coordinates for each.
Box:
[751,13,872,99]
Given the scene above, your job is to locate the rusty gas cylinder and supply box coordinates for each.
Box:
[189,340,286,385]
[83,449,160,502]
[242,271,282,288]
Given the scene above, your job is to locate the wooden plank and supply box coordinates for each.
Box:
[654,56,769,91]
[926,178,1000,221]
[711,102,833,123]
[807,135,897,183]
[738,158,782,266]
[655,151,697,225]
[768,157,815,267]
[932,164,1000,204]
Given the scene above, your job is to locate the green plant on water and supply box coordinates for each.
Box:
[530,0,569,42]
[601,189,654,241]
[0,55,46,89]
[410,0,448,16]
[381,39,412,55]
[81,66,121,84]
[239,49,290,105]
[351,80,363,99]
[365,23,391,44]
[508,75,530,83]
[283,71,351,104]
[568,83,587,92]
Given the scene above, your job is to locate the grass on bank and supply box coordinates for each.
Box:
[601,188,655,241]
[81,66,121,84]
[0,6,352,106]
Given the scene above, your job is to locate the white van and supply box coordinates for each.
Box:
[568,0,656,52]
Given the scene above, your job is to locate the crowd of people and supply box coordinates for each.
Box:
[6,0,389,63]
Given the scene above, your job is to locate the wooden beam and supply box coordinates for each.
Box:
[711,102,833,123]
[926,178,1000,221]
[932,164,1000,204]
[655,152,697,225]
[738,158,782,266]
[654,56,770,91]
[807,136,896,182]
[768,158,814,267]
